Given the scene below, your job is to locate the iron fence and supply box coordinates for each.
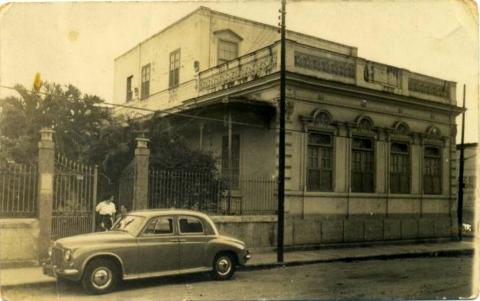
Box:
[52,154,97,239]
[0,163,38,217]
[148,169,276,215]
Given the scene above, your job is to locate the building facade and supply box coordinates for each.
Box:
[114,7,463,244]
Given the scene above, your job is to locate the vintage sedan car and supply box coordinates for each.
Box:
[42,209,251,294]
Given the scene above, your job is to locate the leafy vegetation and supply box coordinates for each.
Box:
[0,83,218,199]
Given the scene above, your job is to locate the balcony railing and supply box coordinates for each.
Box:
[198,43,279,96]
[196,39,456,105]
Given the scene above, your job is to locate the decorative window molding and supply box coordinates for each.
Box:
[300,109,338,134]
[392,121,410,135]
[355,115,374,130]
[426,125,441,138]
[213,29,243,42]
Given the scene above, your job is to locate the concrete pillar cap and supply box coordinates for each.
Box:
[39,128,54,141]
[135,137,150,149]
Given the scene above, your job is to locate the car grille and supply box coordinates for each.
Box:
[51,247,63,266]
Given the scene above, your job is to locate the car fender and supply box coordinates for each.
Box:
[79,251,126,279]
[205,238,245,266]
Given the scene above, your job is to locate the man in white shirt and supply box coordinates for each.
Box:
[95,196,116,231]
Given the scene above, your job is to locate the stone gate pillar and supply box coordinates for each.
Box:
[133,137,150,210]
[37,128,55,261]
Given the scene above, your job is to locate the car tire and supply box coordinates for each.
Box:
[81,258,120,294]
[210,253,236,280]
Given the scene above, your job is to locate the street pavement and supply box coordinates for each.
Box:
[0,240,476,300]
[0,256,475,300]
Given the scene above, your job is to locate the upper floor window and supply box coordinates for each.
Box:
[307,133,333,191]
[218,40,238,65]
[222,135,240,189]
[351,137,374,193]
[169,49,181,88]
[141,64,150,99]
[424,146,441,194]
[390,142,410,194]
[126,76,133,102]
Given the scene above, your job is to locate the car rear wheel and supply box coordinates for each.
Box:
[82,258,120,294]
[210,253,236,280]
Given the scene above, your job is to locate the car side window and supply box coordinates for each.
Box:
[143,217,173,235]
[179,217,204,234]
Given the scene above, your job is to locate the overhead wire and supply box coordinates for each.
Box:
[0,83,308,134]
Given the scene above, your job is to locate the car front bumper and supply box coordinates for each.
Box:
[238,249,251,265]
[42,261,80,281]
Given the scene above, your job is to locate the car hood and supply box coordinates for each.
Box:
[55,231,133,248]
[217,235,246,247]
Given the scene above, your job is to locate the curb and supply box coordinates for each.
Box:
[241,248,474,271]
[1,248,473,289]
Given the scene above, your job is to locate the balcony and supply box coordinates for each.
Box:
[196,39,456,105]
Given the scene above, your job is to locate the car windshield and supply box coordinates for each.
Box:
[111,215,146,235]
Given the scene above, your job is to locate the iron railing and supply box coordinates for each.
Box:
[52,154,97,239]
[148,169,276,215]
[0,163,38,218]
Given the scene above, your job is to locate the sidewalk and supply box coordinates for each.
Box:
[0,240,474,288]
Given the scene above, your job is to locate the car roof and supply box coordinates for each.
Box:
[127,209,212,219]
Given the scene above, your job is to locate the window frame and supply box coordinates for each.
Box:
[126,75,133,102]
[141,216,174,236]
[423,145,442,195]
[140,64,151,100]
[169,49,181,88]
[351,136,375,193]
[306,131,334,192]
[389,141,411,194]
[217,39,239,65]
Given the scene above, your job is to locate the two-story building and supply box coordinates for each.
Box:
[113,6,463,245]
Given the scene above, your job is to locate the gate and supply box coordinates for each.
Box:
[52,154,97,239]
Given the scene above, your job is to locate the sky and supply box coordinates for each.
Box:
[0,0,478,142]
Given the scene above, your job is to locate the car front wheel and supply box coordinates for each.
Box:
[81,258,120,294]
[210,253,236,280]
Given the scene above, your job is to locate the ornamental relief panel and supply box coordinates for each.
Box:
[364,62,401,88]
[408,78,450,98]
[294,51,355,79]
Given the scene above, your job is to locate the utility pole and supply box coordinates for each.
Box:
[277,0,286,263]
[457,84,466,240]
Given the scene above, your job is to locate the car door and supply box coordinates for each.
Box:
[177,216,211,271]
[136,215,180,275]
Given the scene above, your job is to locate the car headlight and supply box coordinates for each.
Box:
[64,249,72,261]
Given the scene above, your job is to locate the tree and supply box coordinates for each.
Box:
[0,82,219,200]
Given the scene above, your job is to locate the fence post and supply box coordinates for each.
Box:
[133,137,150,210]
[37,128,55,261]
